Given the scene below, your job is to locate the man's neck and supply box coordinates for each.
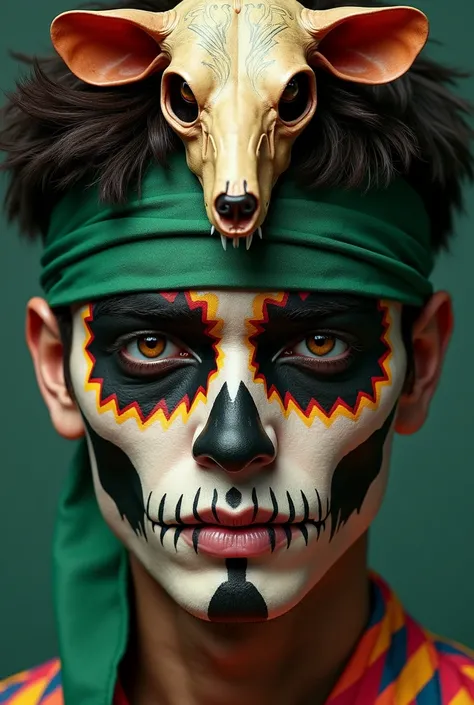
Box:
[122,536,370,705]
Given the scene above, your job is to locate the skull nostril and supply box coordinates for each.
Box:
[241,196,256,215]
[215,197,232,216]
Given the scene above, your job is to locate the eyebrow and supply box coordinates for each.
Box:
[92,293,197,322]
[272,295,376,322]
[91,292,375,323]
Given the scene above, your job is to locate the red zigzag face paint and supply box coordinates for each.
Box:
[69,290,407,623]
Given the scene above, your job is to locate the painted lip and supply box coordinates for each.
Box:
[151,520,328,557]
[180,524,297,558]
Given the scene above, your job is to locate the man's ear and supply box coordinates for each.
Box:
[395,292,453,435]
[26,297,85,440]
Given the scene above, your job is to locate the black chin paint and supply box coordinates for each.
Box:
[208,559,268,622]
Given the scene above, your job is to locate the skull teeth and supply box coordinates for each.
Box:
[218,232,258,251]
[210,225,215,236]
[258,226,263,240]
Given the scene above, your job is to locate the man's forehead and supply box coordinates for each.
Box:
[86,290,380,323]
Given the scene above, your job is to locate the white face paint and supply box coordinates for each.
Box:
[69,290,406,622]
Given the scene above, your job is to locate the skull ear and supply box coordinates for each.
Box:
[301,6,428,84]
[50,9,175,86]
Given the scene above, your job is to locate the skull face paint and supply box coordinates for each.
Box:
[69,290,407,622]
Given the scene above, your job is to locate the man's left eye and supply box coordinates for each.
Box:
[122,334,188,362]
[295,334,348,358]
[277,333,350,364]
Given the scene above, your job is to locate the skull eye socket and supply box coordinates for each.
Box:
[167,74,199,124]
[278,72,311,125]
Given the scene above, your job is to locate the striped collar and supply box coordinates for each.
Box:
[2,574,474,704]
[326,574,474,704]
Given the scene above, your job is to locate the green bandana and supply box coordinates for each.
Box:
[48,152,434,705]
[42,151,433,307]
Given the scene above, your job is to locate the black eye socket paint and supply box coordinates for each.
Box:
[82,291,221,426]
[247,292,392,422]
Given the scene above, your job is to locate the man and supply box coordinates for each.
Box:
[0,0,473,703]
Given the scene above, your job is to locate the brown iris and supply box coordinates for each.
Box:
[306,335,336,357]
[137,335,166,359]
[180,81,196,104]
[280,77,299,103]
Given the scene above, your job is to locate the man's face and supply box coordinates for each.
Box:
[69,290,406,622]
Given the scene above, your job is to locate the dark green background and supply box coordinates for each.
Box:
[1,0,473,679]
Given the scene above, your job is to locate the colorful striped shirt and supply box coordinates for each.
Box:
[1,575,474,704]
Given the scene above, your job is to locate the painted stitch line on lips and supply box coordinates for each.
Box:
[146,488,331,555]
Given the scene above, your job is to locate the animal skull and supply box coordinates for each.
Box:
[51,1,428,246]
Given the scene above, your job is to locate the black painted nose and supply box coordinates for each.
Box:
[193,382,275,473]
[215,192,258,222]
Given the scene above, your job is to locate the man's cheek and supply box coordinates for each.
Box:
[327,408,396,538]
[274,397,396,543]
[81,418,148,537]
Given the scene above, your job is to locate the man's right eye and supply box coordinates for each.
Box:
[293,334,348,359]
[123,334,179,362]
[117,332,197,377]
